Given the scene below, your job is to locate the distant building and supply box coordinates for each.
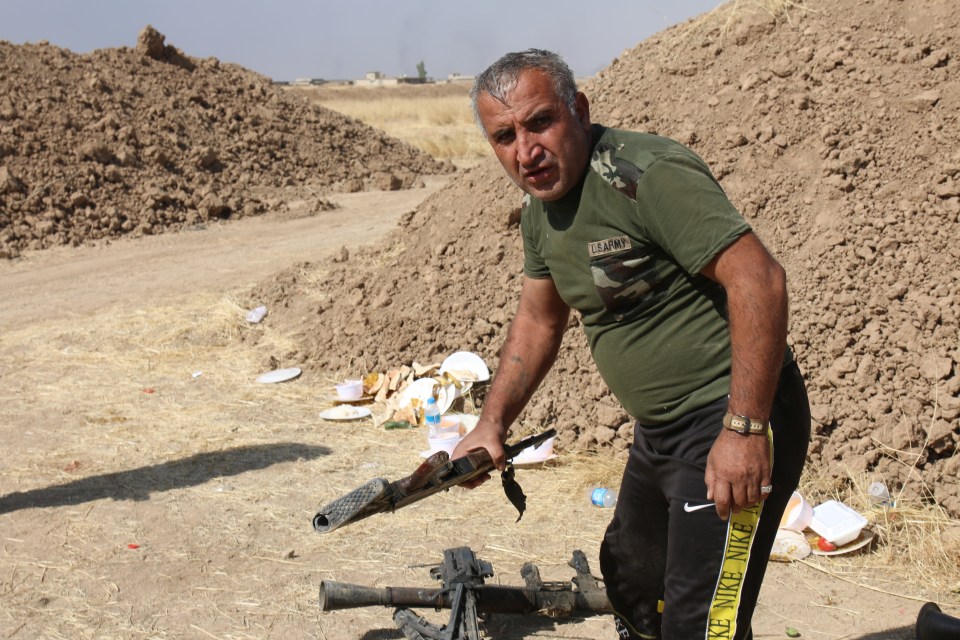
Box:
[354,71,428,87]
[445,73,474,83]
[291,78,325,86]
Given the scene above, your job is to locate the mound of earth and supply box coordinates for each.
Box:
[0,27,452,258]
[256,0,956,516]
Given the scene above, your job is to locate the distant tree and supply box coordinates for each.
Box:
[416,60,427,82]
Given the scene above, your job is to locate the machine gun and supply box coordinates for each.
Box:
[319,546,612,640]
[313,429,556,533]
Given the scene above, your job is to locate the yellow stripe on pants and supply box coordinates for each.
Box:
[705,431,773,639]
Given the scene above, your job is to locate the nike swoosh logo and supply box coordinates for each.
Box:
[683,502,715,513]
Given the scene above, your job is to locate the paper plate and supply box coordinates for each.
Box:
[439,352,490,383]
[805,527,876,556]
[255,367,302,384]
[320,406,372,421]
[399,378,454,413]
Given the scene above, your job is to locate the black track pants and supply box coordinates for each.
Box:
[600,362,810,640]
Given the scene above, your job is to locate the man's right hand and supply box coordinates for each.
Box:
[450,420,506,489]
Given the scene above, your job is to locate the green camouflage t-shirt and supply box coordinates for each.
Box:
[521,125,763,425]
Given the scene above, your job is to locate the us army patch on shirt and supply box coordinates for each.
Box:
[588,236,631,258]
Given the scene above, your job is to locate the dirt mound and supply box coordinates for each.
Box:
[0,27,451,258]
[255,1,956,516]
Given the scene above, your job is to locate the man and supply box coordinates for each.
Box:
[451,49,810,639]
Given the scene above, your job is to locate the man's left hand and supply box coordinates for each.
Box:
[704,429,771,520]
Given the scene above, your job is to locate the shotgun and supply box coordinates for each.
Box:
[313,429,556,533]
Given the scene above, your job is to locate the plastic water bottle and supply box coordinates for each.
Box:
[424,397,442,437]
[587,487,618,508]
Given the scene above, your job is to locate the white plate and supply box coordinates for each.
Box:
[439,352,490,383]
[256,367,302,384]
[320,406,372,421]
[398,378,454,413]
[806,527,876,556]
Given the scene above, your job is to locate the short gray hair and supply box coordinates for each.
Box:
[470,49,578,128]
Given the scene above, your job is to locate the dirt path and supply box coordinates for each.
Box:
[0,179,446,331]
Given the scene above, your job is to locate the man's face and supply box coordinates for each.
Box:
[476,69,592,202]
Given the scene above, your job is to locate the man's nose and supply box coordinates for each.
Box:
[516,131,543,166]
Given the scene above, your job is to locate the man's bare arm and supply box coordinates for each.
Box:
[451,275,570,472]
[700,231,788,519]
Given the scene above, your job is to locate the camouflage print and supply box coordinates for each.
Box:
[590,142,644,201]
[589,245,664,320]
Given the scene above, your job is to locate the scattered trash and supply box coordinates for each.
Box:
[245,305,267,323]
[383,420,413,430]
[142,388,155,394]
[779,491,814,532]
[439,351,491,382]
[320,405,371,421]
[816,536,838,552]
[810,500,868,546]
[513,437,557,467]
[770,529,811,562]
[127,543,140,550]
[191,370,203,378]
[786,627,801,638]
[587,487,618,508]
[805,528,875,556]
[335,379,363,401]
[255,367,301,384]
[868,481,892,506]
[63,460,82,473]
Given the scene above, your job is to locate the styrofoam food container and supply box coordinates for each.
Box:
[779,491,814,532]
[810,500,868,546]
[335,379,363,400]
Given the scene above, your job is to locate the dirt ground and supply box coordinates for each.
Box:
[1,180,956,639]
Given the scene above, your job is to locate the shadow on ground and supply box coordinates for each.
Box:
[357,615,919,640]
[0,442,330,514]
[850,625,914,639]
[359,613,601,640]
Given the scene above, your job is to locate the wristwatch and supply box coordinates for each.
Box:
[723,412,770,436]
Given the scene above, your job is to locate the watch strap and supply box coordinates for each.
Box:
[723,412,770,435]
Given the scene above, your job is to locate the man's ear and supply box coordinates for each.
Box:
[575,91,591,131]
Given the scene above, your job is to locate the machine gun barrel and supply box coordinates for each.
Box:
[319,580,612,615]
[320,581,447,611]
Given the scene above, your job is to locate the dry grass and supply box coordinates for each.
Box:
[310,93,491,164]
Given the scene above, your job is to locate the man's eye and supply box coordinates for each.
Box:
[496,132,515,144]
[531,116,550,129]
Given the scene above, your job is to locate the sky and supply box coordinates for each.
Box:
[0,1,724,82]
